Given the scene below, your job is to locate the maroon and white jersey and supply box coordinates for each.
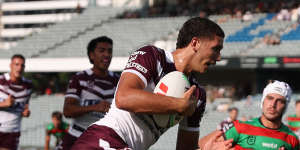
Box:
[0,73,32,132]
[65,69,119,137]
[94,45,206,150]
[217,117,233,131]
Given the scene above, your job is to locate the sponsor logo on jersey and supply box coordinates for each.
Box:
[130,51,146,56]
[126,62,148,73]
[262,142,278,149]
[247,136,256,145]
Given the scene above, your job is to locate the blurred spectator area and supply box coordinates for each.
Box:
[0,0,89,50]
[0,0,132,50]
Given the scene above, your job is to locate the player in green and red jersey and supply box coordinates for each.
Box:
[286,100,300,138]
[199,80,299,150]
[45,111,69,150]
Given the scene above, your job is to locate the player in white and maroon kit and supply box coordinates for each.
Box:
[72,17,225,150]
[60,36,119,150]
[217,107,239,131]
[0,54,32,150]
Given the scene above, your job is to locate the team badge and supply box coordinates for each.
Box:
[247,136,256,145]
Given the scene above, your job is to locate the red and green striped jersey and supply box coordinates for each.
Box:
[223,117,299,150]
[46,122,69,140]
[286,114,300,131]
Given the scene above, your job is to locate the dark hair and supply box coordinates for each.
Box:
[296,100,300,105]
[87,36,113,64]
[52,111,63,120]
[228,107,238,112]
[176,17,225,49]
[11,54,25,61]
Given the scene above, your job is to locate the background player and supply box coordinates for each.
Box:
[286,99,300,138]
[199,80,299,150]
[45,111,69,150]
[0,54,33,150]
[217,107,239,130]
[60,36,119,150]
[71,17,225,150]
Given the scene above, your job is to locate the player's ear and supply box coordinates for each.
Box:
[89,51,95,61]
[190,37,201,53]
[190,37,199,53]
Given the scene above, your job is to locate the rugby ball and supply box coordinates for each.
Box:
[153,71,191,128]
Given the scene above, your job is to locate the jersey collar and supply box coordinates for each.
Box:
[165,50,174,63]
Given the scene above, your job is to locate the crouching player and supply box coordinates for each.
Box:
[199,80,299,150]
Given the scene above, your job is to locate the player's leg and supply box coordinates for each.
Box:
[71,125,130,150]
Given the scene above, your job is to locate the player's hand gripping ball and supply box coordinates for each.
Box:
[153,71,190,128]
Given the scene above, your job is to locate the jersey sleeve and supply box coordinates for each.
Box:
[179,87,206,132]
[223,121,240,143]
[65,74,82,100]
[123,46,158,87]
[46,123,54,135]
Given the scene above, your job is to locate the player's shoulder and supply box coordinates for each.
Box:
[281,124,300,146]
[46,123,55,130]
[72,69,91,79]
[108,71,120,79]
[131,45,165,57]
[137,45,162,52]
[232,117,262,131]
[21,77,33,88]
[287,114,297,118]
[281,123,299,135]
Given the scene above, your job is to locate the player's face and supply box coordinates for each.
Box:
[10,58,25,79]
[52,117,62,128]
[262,93,286,121]
[90,42,113,71]
[229,109,238,121]
[191,35,223,73]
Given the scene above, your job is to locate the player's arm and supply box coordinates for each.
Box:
[176,129,199,150]
[63,97,110,118]
[22,104,30,117]
[44,130,51,150]
[115,72,196,115]
[199,121,237,149]
[199,130,233,150]
[0,95,14,108]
